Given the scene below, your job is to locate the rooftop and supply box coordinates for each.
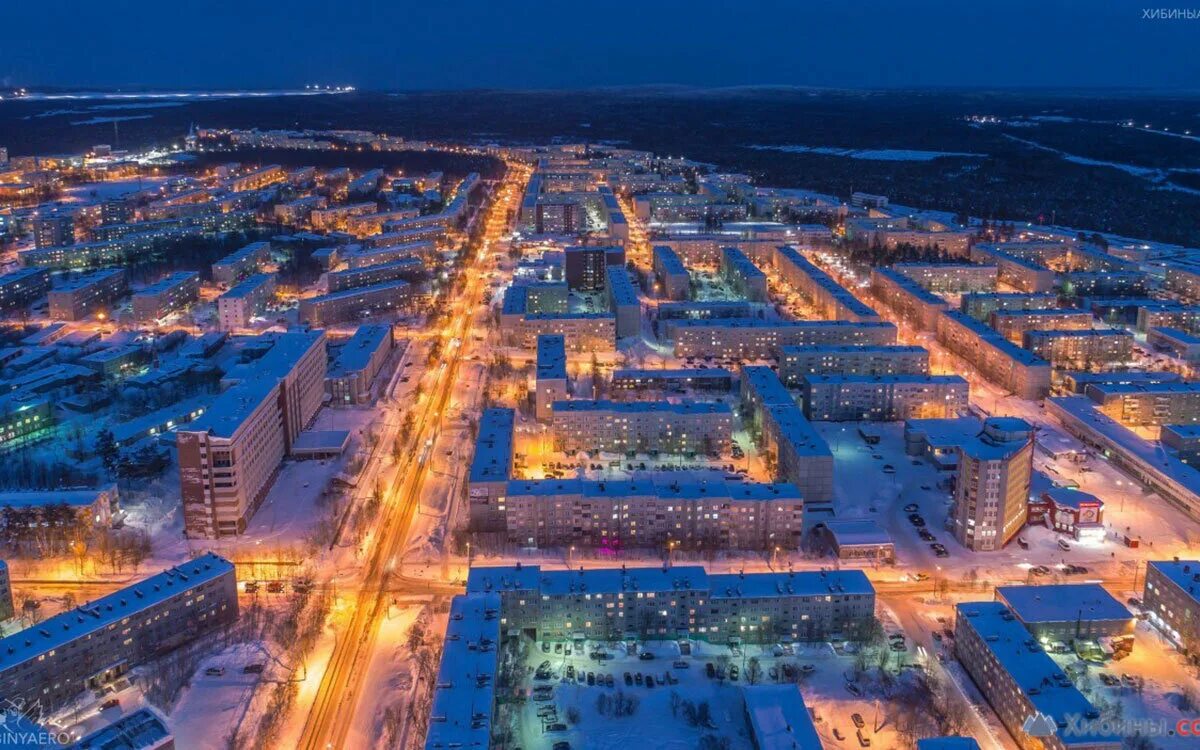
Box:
[995,584,1131,625]
[424,593,500,750]
[1147,560,1200,604]
[742,685,823,750]
[535,334,567,380]
[468,408,515,484]
[551,399,731,416]
[328,324,392,377]
[134,271,197,296]
[72,707,172,750]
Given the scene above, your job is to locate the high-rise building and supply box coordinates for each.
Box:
[952,418,1033,551]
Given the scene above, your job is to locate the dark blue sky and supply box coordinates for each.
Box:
[1,0,1196,91]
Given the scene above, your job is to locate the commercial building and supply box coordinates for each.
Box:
[550,399,733,455]
[325,324,394,405]
[671,319,897,359]
[779,344,929,384]
[605,266,641,338]
[534,334,568,421]
[721,247,768,302]
[994,584,1133,644]
[0,268,50,311]
[1023,329,1134,370]
[298,279,415,326]
[935,310,1051,399]
[467,564,876,644]
[990,309,1095,345]
[954,601,1119,750]
[652,245,690,300]
[132,271,200,324]
[1027,488,1105,542]
[870,267,949,331]
[467,408,515,531]
[611,368,733,396]
[817,519,895,564]
[1143,560,1200,656]
[0,553,237,712]
[1048,396,1200,521]
[800,374,968,422]
[740,366,834,513]
[216,273,276,331]
[177,331,326,538]
[503,478,804,551]
[211,241,270,285]
[48,268,127,321]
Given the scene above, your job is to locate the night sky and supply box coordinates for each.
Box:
[1,0,1196,91]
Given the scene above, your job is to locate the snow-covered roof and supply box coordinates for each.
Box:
[468,408,514,484]
[73,707,172,749]
[1148,560,1200,604]
[742,684,823,750]
[424,593,500,750]
[996,584,1131,626]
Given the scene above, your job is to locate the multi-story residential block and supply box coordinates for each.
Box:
[1023,329,1134,370]
[0,553,237,712]
[550,399,732,455]
[309,202,376,231]
[33,211,74,248]
[228,164,285,191]
[1163,260,1200,303]
[994,584,1133,644]
[605,266,640,338]
[1086,381,1200,426]
[740,366,834,514]
[564,245,624,290]
[949,417,1033,551]
[132,271,200,324]
[1143,559,1200,656]
[467,408,515,531]
[954,601,1120,750]
[935,310,1051,399]
[534,334,568,421]
[0,267,50,311]
[652,245,690,300]
[960,291,1061,322]
[1146,326,1200,362]
[48,268,127,321]
[503,478,804,550]
[298,279,415,326]
[177,331,326,538]
[611,368,733,396]
[970,243,1057,293]
[1136,302,1200,334]
[892,262,997,293]
[779,344,929,384]
[467,564,876,644]
[210,241,270,285]
[989,309,1095,344]
[768,245,880,322]
[325,324,394,405]
[671,319,897,359]
[217,273,276,331]
[800,374,968,422]
[870,267,949,331]
[721,247,768,302]
[326,257,423,293]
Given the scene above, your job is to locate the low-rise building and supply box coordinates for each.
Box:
[995,584,1133,645]
[71,707,174,750]
[1143,559,1200,656]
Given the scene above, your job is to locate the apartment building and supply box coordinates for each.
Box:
[48,268,128,321]
[502,478,804,551]
[216,273,276,331]
[610,368,733,397]
[326,257,423,293]
[989,309,1095,344]
[33,212,75,248]
[935,310,1051,399]
[466,564,876,644]
[1163,260,1200,303]
[210,241,270,285]
[500,287,617,351]
[550,400,733,455]
[177,331,326,538]
[721,247,768,302]
[325,324,395,405]
[0,553,237,712]
[534,334,568,421]
[652,245,690,300]
[892,262,998,293]
[0,267,50,311]
[994,584,1133,644]
[948,417,1034,551]
[132,271,200,324]
[605,265,641,338]
[800,374,968,422]
[564,245,624,290]
[768,245,880,323]
[1136,303,1200,334]
[870,267,949,331]
[740,366,834,513]
[1143,560,1200,656]
[1023,329,1134,370]
[467,408,515,531]
[955,602,1119,750]
[1087,381,1200,427]
[779,344,929,384]
[671,319,897,359]
[298,279,416,326]
[960,291,1061,322]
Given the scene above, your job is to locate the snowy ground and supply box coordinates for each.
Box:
[508,636,921,750]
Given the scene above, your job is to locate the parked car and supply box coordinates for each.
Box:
[903,503,919,513]
[852,713,865,729]
[205,667,226,677]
